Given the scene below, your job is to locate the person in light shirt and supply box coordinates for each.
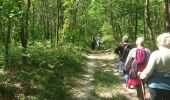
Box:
[138,32,170,100]
[124,37,151,99]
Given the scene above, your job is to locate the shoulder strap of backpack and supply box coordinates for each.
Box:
[122,44,128,56]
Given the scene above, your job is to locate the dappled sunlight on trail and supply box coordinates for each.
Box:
[72,50,151,100]
[72,50,125,99]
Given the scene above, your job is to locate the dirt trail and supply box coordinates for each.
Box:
[72,50,151,100]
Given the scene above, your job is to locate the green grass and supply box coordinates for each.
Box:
[93,70,129,100]
[94,70,121,92]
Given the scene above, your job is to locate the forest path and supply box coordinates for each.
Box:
[73,49,115,99]
[72,49,151,100]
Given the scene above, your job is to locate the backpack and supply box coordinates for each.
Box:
[129,48,147,78]
[121,44,131,62]
[135,49,147,65]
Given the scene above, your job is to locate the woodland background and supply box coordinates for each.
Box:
[0,0,170,99]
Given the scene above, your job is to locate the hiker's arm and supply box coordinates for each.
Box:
[124,49,134,70]
[138,51,157,79]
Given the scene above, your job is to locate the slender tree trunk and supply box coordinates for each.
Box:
[18,0,28,66]
[157,7,161,34]
[46,0,50,40]
[56,0,61,46]
[1,20,5,44]
[164,0,170,32]
[73,2,77,39]
[128,15,132,39]
[50,21,53,47]
[154,0,159,35]
[135,0,138,39]
[0,20,2,43]
[42,16,47,40]
[18,1,26,49]
[54,18,56,41]
[5,18,11,66]
[25,0,31,44]
[31,3,35,41]
[145,0,155,49]
[109,10,116,39]
[143,11,146,38]
[46,15,50,40]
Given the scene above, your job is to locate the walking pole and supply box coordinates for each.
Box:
[141,80,146,100]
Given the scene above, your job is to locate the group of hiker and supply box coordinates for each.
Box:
[114,33,170,100]
[91,34,101,50]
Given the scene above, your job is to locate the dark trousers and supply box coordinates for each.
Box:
[149,88,170,100]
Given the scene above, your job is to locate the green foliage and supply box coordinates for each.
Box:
[1,46,83,99]
[8,47,22,67]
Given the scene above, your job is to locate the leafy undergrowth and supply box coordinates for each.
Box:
[0,46,84,100]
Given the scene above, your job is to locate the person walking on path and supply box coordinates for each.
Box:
[95,34,101,50]
[114,35,133,73]
[91,36,97,51]
[115,35,133,84]
[124,37,151,99]
[138,33,170,100]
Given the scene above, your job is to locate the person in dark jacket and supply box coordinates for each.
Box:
[115,35,133,73]
[91,37,96,50]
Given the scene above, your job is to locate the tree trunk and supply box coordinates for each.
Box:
[157,7,161,34]
[18,1,26,48]
[25,0,31,44]
[56,0,61,46]
[145,0,155,50]
[0,20,2,43]
[109,11,115,39]
[154,0,159,35]
[135,0,138,39]
[42,16,47,40]
[18,0,28,66]
[164,0,170,32]
[31,3,35,41]
[5,18,11,66]
[143,11,146,39]
[46,0,50,40]
[46,15,50,40]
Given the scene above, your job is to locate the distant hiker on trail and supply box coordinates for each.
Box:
[91,36,97,50]
[124,37,151,99]
[95,34,101,50]
[138,33,170,100]
[114,35,133,74]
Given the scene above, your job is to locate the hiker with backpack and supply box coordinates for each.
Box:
[115,35,133,74]
[138,33,170,100]
[124,37,151,99]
